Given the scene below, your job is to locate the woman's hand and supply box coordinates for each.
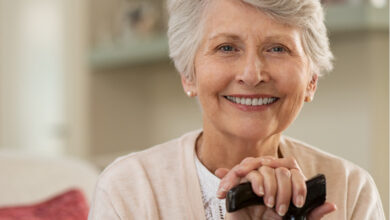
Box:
[215,157,337,219]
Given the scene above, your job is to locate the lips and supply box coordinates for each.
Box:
[224,95,279,106]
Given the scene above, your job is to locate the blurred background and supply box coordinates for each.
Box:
[0,0,388,217]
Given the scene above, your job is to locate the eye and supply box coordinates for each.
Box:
[267,45,289,53]
[217,44,237,53]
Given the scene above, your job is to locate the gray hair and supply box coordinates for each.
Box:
[167,0,333,81]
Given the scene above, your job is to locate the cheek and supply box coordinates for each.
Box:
[279,77,306,97]
[271,62,309,96]
[196,58,235,96]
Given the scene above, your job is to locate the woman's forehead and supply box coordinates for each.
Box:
[202,0,301,43]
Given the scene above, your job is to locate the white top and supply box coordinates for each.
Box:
[195,153,226,220]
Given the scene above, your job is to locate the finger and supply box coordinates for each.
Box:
[291,169,307,208]
[275,167,292,216]
[217,165,242,199]
[245,170,264,196]
[215,168,230,179]
[259,166,277,208]
[261,157,301,171]
[307,202,337,220]
[235,156,276,176]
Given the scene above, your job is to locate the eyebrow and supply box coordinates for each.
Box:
[208,33,242,41]
[208,32,296,44]
[263,35,296,43]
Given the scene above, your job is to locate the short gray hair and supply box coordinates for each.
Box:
[167,0,333,80]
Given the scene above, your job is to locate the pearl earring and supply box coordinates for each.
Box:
[305,96,312,102]
[186,91,193,97]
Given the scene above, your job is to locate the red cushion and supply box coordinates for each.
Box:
[0,189,89,220]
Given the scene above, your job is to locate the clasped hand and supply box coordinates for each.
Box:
[215,156,336,219]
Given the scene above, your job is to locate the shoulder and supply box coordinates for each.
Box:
[280,136,385,219]
[96,129,201,190]
[280,136,365,174]
[280,136,375,189]
[91,130,202,218]
[280,136,345,163]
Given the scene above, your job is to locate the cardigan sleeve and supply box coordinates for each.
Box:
[347,169,385,220]
[88,186,122,220]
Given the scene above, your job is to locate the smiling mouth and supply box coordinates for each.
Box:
[224,96,279,106]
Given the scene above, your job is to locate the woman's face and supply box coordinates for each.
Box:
[183,0,317,141]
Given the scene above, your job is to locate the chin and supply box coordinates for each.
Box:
[229,127,274,142]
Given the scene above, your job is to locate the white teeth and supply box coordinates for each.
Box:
[226,96,277,106]
[252,98,258,105]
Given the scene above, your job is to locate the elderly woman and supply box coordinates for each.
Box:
[89,0,385,219]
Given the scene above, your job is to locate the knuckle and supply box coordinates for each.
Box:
[276,167,291,178]
[241,157,255,165]
[245,170,255,179]
[247,170,258,179]
[291,168,306,180]
[259,165,271,173]
[225,170,237,181]
[232,164,244,174]
[287,156,298,166]
[291,157,299,169]
[291,168,301,176]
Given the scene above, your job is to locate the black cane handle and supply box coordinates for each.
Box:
[226,174,326,220]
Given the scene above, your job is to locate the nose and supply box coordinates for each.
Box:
[237,51,268,87]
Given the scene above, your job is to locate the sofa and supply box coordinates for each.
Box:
[0,149,100,219]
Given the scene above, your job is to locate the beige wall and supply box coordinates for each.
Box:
[91,61,201,155]
[90,31,389,216]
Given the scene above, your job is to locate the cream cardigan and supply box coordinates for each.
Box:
[88,130,385,219]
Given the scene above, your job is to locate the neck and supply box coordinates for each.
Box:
[196,128,281,174]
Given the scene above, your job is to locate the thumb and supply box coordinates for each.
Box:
[215,168,230,179]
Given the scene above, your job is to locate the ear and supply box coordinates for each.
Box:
[304,74,318,102]
[181,74,197,97]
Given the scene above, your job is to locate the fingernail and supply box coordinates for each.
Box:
[277,204,287,216]
[296,195,304,208]
[216,189,224,198]
[217,185,228,197]
[258,186,264,196]
[266,196,274,208]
